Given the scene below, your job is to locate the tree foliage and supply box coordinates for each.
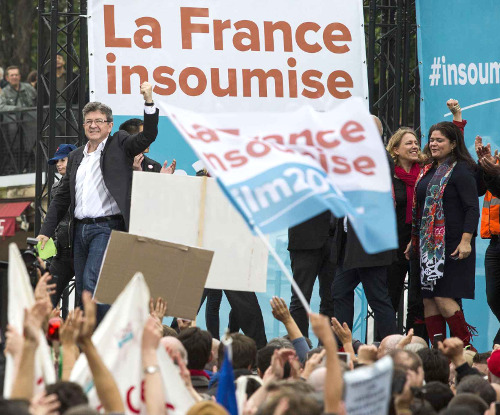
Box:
[0,0,37,77]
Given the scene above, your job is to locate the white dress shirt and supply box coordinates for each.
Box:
[74,104,157,219]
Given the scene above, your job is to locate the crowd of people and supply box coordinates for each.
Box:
[0,59,500,414]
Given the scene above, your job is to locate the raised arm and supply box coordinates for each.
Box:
[77,291,125,413]
[123,82,159,157]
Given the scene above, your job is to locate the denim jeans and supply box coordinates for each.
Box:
[73,218,124,320]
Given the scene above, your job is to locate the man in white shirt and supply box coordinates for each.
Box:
[38,82,159,311]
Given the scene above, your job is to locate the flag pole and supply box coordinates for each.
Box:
[252,225,311,314]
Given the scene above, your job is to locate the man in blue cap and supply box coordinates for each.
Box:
[47,144,77,308]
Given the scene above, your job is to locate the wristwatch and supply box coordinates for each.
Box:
[145,101,154,106]
[143,365,160,375]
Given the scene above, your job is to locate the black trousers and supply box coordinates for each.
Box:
[332,265,397,340]
[485,238,500,345]
[289,237,336,338]
[196,289,267,349]
[49,247,75,308]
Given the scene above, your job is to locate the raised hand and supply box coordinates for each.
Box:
[76,291,96,345]
[149,297,168,322]
[142,315,162,351]
[140,82,153,103]
[331,317,352,346]
[270,296,292,323]
[160,159,176,174]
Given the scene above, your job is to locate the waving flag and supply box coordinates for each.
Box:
[161,97,397,253]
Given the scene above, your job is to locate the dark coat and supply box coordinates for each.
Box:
[40,108,159,236]
[288,210,333,251]
[141,155,162,173]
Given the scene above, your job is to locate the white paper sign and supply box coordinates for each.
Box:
[129,173,268,292]
[70,273,195,414]
[3,244,56,397]
[343,355,394,415]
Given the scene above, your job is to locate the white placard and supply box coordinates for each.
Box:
[343,356,394,415]
[129,172,268,292]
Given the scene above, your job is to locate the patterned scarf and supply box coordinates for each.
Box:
[411,158,456,291]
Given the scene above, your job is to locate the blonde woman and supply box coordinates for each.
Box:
[386,128,425,337]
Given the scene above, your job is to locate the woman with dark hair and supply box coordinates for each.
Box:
[406,119,483,350]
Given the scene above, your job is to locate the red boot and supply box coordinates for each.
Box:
[425,314,447,345]
[445,310,478,352]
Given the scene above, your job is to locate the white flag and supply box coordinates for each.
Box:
[3,243,56,397]
[70,273,195,414]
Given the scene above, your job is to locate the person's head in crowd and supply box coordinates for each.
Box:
[404,342,427,354]
[48,144,77,176]
[283,334,313,349]
[64,405,99,415]
[257,390,322,415]
[27,70,37,88]
[56,53,66,71]
[82,102,114,142]
[427,121,477,169]
[439,407,483,415]
[45,381,88,414]
[411,335,429,348]
[408,399,437,415]
[162,324,178,337]
[6,66,21,90]
[456,375,496,406]
[417,348,450,384]
[217,333,256,371]
[205,338,220,371]
[306,347,324,361]
[0,399,30,415]
[389,349,424,387]
[160,336,188,365]
[386,127,423,166]
[414,381,454,413]
[378,334,404,358]
[237,375,263,399]
[472,351,490,376]
[447,393,489,415]
[119,118,144,134]
[307,367,326,393]
[487,349,500,384]
[257,344,293,378]
[119,118,151,153]
[267,337,294,349]
[186,401,228,415]
[177,327,213,370]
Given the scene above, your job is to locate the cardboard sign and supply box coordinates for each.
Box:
[129,173,269,292]
[94,231,213,319]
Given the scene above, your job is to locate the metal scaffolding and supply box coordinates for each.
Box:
[35,0,87,235]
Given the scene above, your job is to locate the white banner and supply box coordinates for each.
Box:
[71,273,194,414]
[162,97,397,253]
[88,0,368,114]
[3,244,56,398]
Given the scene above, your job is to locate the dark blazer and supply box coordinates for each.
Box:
[40,108,159,236]
[288,210,333,250]
[142,155,162,173]
[331,218,397,270]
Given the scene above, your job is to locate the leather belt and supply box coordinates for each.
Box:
[76,214,123,224]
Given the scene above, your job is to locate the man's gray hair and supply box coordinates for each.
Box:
[82,102,113,122]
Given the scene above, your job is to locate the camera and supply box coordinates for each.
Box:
[21,237,45,288]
